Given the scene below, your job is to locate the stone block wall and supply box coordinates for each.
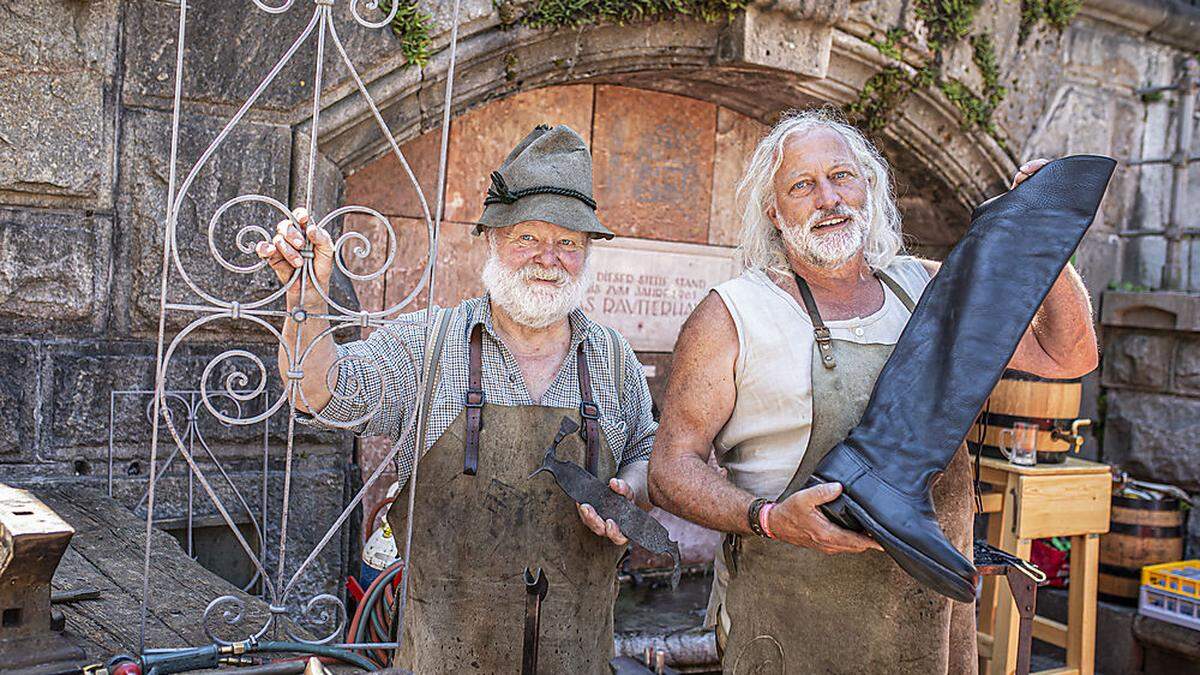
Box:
[3,0,1200,643]
[1101,292,1200,558]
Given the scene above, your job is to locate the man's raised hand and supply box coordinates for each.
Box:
[254,207,335,309]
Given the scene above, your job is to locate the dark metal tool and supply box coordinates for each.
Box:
[522,567,548,675]
[530,418,682,588]
[975,540,1046,675]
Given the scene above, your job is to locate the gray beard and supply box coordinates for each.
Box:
[779,200,870,269]
[481,252,595,329]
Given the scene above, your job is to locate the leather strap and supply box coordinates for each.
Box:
[463,323,485,476]
[794,269,918,370]
[877,270,916,312]
[414,307,457,468]
[576,341,600,477]
[793,274,837,370]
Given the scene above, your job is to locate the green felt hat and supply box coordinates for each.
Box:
[476,124,614,240]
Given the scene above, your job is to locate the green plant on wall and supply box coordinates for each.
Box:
[846,0,1077,147]
[497,0,749,30]
[379,0,434,67]
[1019,0,1083,44]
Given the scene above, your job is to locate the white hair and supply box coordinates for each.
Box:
[734,109,904,275]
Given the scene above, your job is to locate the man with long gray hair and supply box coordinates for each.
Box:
[648,109,1098,673]
[259,124,657,673]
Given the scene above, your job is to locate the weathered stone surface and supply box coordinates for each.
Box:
[0,208,112,333]
[0,1,120,209]
[1101,330,1173,391]
[709,108,764,247]
[1102,389,1200,493]
[345,129,442,220]
[0,340,38,459]
[118,107,293,334]
[593,86,716,243]
[720,6,834,78]
[121,0,406,116]
[39,339,347,456]
[443,85,595,224]
[1173,338,1200,396]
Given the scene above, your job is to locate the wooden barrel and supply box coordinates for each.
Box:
[1098,495,1186,602]
[968,369,1087,464]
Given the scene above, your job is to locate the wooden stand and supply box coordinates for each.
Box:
[976,456,1111,675]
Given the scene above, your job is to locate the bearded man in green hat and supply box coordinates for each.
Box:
[256,125,656,673]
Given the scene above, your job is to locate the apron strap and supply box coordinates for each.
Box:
[794,269,919,370]
[576,341,600,477]
[464,323,485,476]
[415,307,457,464]
[877,270,917,312]
[793,273,837,370]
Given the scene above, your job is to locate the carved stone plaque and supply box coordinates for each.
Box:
[583,238,737,352]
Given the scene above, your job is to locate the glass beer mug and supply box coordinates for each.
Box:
[999,422,1038,466]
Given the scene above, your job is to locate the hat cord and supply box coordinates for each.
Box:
[484,171,598,210]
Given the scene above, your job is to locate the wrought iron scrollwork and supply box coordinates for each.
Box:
[137,0,464,659]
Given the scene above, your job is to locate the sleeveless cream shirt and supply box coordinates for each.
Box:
[705,256,932,627]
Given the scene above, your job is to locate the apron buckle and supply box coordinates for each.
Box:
[464,389,485,408]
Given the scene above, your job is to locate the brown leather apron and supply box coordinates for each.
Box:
[389,321,624,674]
[721,272,977,675]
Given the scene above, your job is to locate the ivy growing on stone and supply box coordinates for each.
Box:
[379,0,434,67]
[914,0,984,52]
[1019,0,1083,44]
[498,0,749,30]
[847,0,1068,148]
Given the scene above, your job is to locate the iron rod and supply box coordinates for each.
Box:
[1163,58,1197,290]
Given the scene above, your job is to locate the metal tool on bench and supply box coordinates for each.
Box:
[975,540,1048,675]
[530,417,682,588]
[521,567,548,675]
[0,483,89,675]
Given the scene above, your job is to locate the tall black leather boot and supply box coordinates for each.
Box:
[807,155,1116,602]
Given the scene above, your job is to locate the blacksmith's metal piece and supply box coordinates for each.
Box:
[521,567,548,675]
[530,418,682,588]
[975,540,1046,675]
[0,484,89,675]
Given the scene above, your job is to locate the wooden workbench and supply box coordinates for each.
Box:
[975,456,1112,675]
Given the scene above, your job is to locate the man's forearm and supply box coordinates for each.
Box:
[649,451,757,536]
[280,314,338,414]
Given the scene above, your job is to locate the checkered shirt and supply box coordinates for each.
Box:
[298,295,657,489]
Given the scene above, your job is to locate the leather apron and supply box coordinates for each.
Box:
[721,273,977,675]
[389,322,624,674]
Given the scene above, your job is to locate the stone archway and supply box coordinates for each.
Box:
[307,8,1017,248]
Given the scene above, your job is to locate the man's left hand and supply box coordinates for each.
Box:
[1010,158,1050,189]
[577,478,634,546]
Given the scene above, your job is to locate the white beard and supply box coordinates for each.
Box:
[778,196,871,269]
[482,250,594,329]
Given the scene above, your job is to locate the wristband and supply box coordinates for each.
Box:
[759,502,775,539]
[747,498,773,538]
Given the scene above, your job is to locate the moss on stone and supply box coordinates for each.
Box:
[379,0,433,67]
[513,0,748,29]
[846,66,917,133]
[914,0,985,51]
[1019,0,1083,44]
